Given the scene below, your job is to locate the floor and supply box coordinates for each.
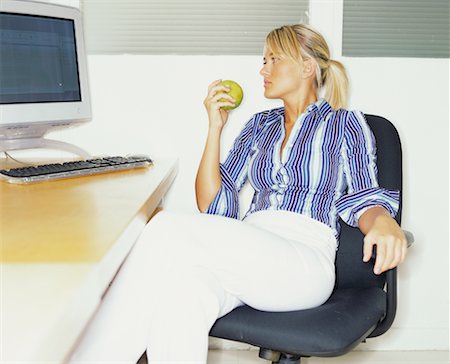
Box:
[207,350,450,364]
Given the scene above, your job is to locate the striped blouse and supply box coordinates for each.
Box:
[205,99,399,239]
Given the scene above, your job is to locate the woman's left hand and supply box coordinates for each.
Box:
[362,213,408,275]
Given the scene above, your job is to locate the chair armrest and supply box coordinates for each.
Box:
[369,229,413,338]
[368,266,397,338]
[403,229,414,247]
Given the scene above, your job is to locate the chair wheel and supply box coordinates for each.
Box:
[259,348,281,362]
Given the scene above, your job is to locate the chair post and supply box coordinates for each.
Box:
[277,353,302,364]
[259,349,303,364]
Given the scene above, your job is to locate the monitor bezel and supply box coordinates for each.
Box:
[0,0,91,140]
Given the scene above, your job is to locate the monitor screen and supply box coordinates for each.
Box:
[0,12,81,105]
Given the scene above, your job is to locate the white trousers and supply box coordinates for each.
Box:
[69,210,337,364]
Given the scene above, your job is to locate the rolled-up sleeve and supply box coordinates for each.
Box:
[205,115,257,219]
[335,110,400,227]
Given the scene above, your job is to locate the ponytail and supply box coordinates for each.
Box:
[322,59,349,110]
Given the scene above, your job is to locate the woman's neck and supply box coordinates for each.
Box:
[283,93,317,125]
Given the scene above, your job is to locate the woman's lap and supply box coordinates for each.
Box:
[140,210,336,311]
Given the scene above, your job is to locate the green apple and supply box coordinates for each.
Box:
[218,80,244,111]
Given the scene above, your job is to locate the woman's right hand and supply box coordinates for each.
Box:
[203,79,236,130]
[197,80,234,211]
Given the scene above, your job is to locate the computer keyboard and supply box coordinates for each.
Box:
[0,155,153,184]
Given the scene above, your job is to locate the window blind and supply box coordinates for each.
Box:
[80,0,309,55]
[343,0,449,58]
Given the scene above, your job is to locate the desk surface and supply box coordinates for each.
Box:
[0,158,178,363]
[1,159,175,262]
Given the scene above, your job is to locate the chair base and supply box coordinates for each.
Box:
[137,348,304,364]
[259,348,302,364]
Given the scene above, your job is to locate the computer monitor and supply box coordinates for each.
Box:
[0,0,91,157]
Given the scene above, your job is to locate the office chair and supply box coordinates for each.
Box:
[209,114,414,364]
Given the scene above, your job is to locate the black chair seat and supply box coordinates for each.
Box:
[210,287,386,357]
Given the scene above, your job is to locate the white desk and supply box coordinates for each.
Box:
[0,158,178,363]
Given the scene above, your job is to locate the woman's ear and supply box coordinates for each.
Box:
[302,58,316,79]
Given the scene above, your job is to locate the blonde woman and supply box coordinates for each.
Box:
[70,24,407,364]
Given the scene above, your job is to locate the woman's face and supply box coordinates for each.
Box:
[259,49,303,100]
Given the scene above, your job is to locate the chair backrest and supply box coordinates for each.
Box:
[335,114,403,290]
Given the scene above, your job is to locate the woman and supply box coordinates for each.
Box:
[70,24,407,364]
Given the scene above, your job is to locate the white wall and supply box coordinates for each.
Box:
[16,0,450,352]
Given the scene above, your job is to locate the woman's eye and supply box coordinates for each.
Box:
[262,56,280,65]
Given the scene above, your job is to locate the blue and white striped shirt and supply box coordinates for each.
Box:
[205,99,399,239]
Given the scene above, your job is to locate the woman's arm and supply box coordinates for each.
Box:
[195,126,223,212]
[335,110,404,274]
[195,80,235,212]
[358,206,407,275]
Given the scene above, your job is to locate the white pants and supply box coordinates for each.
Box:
[69,210,337,364]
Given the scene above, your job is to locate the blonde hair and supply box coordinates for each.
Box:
[265,24,349,110]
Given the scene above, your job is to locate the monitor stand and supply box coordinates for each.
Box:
[0,137,91,159]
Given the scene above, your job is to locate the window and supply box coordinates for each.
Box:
[342,0,449,58]
[81,0,309,55]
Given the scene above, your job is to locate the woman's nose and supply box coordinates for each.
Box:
[260,66,268,76]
